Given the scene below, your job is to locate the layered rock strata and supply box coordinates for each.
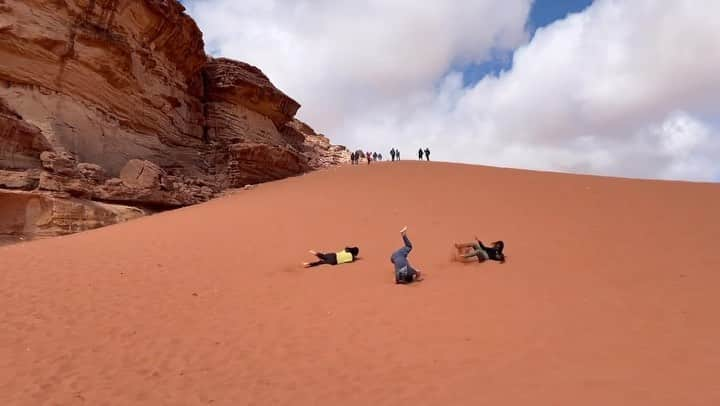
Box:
[0,0,348,239]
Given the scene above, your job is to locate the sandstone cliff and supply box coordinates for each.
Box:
[0,0,348,240]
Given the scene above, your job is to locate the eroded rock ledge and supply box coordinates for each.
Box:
[0,0,349,239]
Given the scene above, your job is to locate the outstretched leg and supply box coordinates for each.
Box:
[453,242,487,262]
[304,251,332,268]
[392,227,412,260]
[463,245,489,262]
[454,242,475,259]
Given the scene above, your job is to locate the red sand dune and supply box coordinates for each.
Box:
[1,162,719,405]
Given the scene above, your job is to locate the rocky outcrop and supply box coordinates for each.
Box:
[0,189,144,238]
[201,57,313,187]
[0,101,53,170]
[283,119,351,168]
[0,0,348,241]
[203,58,300,129]
[0,169,40,190]
[36,153,213,208]
[224,143,309,187]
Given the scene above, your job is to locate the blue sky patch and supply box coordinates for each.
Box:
[459,0,594,86]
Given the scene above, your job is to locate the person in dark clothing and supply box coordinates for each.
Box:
[391,226,422,284]
[303,247,360,268]
[454,238,505,263]
[390,148,396,161]
[350,151,356,164]
[366,151,371,164]
[424,148,430,161]
[378,153,383,161]
[373,152,378,161]
[396,149,401,160]
[418,148,424,160]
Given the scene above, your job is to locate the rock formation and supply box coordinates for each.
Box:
[283,119,351,169]
[0,0,348,240]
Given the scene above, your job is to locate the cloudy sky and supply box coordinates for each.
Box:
[181,0,720,181]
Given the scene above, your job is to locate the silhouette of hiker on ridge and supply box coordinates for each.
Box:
[424,148,430,161]
[418,148,424,160]
[390,148,396,161]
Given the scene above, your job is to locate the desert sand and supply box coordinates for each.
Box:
[1,161,719,405]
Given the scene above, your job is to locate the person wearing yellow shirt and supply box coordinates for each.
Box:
[303,246,360,268]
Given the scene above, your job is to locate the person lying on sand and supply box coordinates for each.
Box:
[454,238,505,263]
[391,226,423,284]
[303,247,360,268]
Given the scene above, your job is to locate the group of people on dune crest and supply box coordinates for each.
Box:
[350,147,432,165]
[350,150,383,164]
[303,226,505,284]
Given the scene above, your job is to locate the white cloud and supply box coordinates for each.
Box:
[185,0,720,181]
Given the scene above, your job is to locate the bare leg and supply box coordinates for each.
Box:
[454,252,478,263]
[454,242,475,259]
[304,251,331,268]
[396,226,412,255]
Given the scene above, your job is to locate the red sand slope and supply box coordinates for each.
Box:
[2,162,719,405]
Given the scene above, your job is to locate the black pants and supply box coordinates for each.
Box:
[307,252,338,267]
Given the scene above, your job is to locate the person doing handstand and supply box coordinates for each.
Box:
[391,226,423,283]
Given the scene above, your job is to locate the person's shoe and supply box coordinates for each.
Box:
[308,250,317,255]
[400,226,408,234]
[302,262,311,268]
